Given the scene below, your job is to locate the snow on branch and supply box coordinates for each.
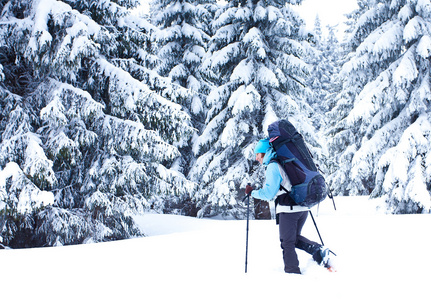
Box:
[0,162,54,214]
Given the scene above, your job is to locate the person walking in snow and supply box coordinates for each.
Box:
[245,139,331,274]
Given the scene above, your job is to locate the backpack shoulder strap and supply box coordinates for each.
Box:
[268,158,279,165]
[269,158,291,193]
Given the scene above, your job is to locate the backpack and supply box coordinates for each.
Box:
[267,119,327,208]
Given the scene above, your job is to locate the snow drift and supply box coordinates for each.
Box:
[0,196,430,300]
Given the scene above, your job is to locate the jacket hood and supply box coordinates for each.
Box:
[262,147,277,166]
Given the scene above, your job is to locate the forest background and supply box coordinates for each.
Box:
[0,0,430,248]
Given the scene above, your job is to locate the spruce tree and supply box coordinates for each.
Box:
[306,18,343,177]
[307,15,325,114]
[327,0,431,213]
[0,0,194,247]
[148,0,217,215]
[190,0,319,217]
[307,17,343,129]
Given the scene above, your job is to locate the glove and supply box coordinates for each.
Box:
[245,184,253,195]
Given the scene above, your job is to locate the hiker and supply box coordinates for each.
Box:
[245,138,331,274]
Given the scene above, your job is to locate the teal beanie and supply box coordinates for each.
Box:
[254,139,270,154]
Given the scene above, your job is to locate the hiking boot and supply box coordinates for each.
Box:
[320,247,331,268]
[312,246,331,266]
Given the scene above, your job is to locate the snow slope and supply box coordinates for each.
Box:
[1,196,430,299]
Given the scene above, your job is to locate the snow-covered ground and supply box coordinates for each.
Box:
[1,196,430,299]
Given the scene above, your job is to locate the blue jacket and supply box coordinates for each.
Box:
[251,148,283,201]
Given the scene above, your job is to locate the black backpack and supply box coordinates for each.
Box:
[267,119,327,208]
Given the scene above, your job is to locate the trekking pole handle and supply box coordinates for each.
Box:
[243,183,252,202]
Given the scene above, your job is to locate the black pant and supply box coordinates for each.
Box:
[278,211,321,274]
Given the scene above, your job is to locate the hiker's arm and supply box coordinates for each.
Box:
[251,163,282,201]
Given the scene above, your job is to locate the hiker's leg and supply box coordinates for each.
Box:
[279,212,301,274]
[296,236,321,255]
[295,211,324,263]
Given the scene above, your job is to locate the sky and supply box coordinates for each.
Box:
[295,0,359,38]
[133,0,359,39]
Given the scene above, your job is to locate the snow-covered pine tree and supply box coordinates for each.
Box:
[150,0,217,125]
[305,17,343,177]
[151,0,215,97]
[306,16,325,114]
[0,0,194,247]
[307,17,343,129]
[189,0,320,217]
[321,25,343,112]
[149,0,217,215]
[327,0,431,213]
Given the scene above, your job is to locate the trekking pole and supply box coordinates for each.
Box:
[325,182,336,211]
[309,210,324,246]
[243,184,251,273]
[328,188,336,210]
[244,193,250,273]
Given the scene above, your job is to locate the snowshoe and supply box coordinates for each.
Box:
[316,247,337,272]
[322,249,337,272]
[324,258,337,272]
